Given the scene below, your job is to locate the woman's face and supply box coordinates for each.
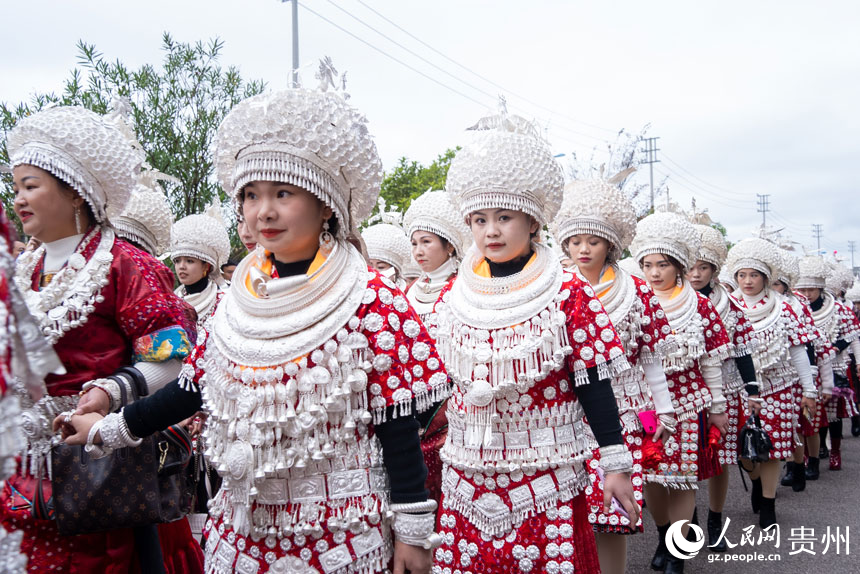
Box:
[12,165,86,243]
[237,219,257,252]
[411,230,453,273]
[641,254,680,292]
[797,287,822,302]
[686,261,715,291]
[565,234,610,276]
[241,182,331,263]
[737,269,766,296]
[369,259,393,272]
[468,209,538,263]
[771,280,787,294]
[174,256,210,286]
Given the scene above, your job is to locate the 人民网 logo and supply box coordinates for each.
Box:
[666,519,706,560]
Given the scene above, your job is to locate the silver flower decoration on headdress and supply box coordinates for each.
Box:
[447,99,563,225]
[550,167,637,261]
[691,223,728,274]
[825,260,854,294]
[726,237,782,283]
[402,189,471,258]
[630,211,700,271]
[6,105,145,223]
[214,58,382,239]
[796,255,829,290]
[170,201,231,284]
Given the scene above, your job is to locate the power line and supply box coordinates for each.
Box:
[641,137,660,211]
[661,152,749,199]
[812,223,823,253]
[306,1,609,147]
[351,0,618,136]
[756,194,770,228]
[298,1,489,108]
[324,0,497,102]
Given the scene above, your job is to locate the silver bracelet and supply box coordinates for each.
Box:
[390,500,438,514]
[84,418,111,459]
[802,391,818,399]
[99,412,143,450]
[747,397,764,403]
[709,401,727,415]
[82,378,120,412]
[599,444,634,474]
[391,510,442,549]
[657,413,677,434]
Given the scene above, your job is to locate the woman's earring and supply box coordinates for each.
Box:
[676,274,683,287]
[709,277,716,288]
[319,221,335,254]
[74,206,82,235]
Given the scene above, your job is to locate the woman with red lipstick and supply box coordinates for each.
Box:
[236,219,257,253]
[686,223,762,550]
[725,238,817,528]
[401,189,471,509]
[58,70,448,574]
[630,212,731,574]
[4,105,202,573]
[550,175,677,574]
[433,110,637,574]
[171,204,231,331]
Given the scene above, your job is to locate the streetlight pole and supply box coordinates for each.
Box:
[280,0,300,87]
[291,0,299,87]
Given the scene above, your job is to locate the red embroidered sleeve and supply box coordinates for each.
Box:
[697,294,731,358]
[631,275,675,360]
[837,301,860,341]
[563,274,629,385]
[357,272,448,423]
[727,297,757,356]
[782,302,812,347]
[113,242,195,357]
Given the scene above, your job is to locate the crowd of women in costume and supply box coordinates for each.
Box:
[1,62,859,574]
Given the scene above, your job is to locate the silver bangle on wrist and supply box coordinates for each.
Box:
[599,444,634,474]
[390,500,441,549]
[802,391,818,399]
[82,378,120,412]
[709,401,727,415]
[99,411,143,451]
[84,418,111,458]
[657,413,677,434]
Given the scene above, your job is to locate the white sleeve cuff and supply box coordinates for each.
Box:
[133,359,183,395]
[641,359,674,414]
[789,344,816,395]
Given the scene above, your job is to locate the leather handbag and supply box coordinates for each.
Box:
[738,414,773,463]
[34,376,195,536]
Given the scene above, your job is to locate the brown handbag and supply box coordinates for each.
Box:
[34,379,195,536]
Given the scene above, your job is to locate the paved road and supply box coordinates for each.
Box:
[627,433,860,573]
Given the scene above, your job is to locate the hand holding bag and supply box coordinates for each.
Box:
[35,378,195,536]
[738,414,773,463]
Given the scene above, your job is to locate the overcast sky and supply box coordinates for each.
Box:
[3,0,859,260]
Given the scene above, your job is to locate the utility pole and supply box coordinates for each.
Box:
[280,0,300,87]
[812,224,823,254]
[756,194,770,229]
[849,240,856,271]
[642,137,660,212]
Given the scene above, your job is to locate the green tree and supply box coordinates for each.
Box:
[1,33,265,248]
[379,147,459,212]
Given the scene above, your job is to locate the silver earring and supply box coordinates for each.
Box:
[319,221,335,254]
[676,274,683,287]
[74,206,82,234]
